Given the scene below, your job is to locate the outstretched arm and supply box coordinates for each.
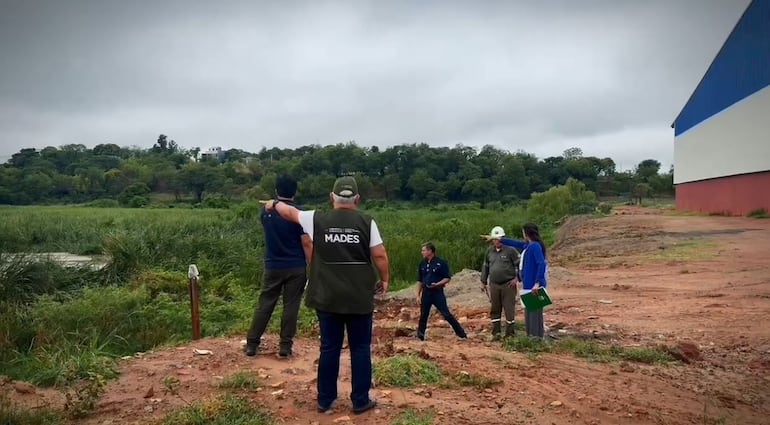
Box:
[500,237,527,250]
[530,243,547,289]
[261,199,300,224]
[480,234,527,250]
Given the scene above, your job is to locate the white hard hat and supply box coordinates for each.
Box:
[489,226,505,239]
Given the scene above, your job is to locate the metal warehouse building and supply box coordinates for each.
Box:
[671,0,770,215]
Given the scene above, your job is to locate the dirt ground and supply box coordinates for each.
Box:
[5,206,770,424]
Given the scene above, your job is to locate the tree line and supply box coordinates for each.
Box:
[0,135,673,206]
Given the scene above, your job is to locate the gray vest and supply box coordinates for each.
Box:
[306,209,378,314]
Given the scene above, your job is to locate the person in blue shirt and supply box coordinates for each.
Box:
[415,242,467,340]
[245,175,312,357]
[484,223,548,338]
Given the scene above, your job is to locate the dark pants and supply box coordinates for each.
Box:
[489,282,516,324]
[247,267,306,349]
[417,288,466,339]
[524,308,545,338]
[316,310,373,410]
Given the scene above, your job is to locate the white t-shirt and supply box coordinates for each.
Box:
[297,210,383,247]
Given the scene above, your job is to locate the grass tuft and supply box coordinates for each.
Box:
[647,240,717,261]
[390,408,435,425]
[452,370,502,389]
[0,394,65,425]
[373,355,443,387]
[218,371,261,391]
[502,336,675,364]
[160,394,274,425]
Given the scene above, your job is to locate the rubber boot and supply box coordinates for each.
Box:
[505,323,516,338]
[490,321,502,341]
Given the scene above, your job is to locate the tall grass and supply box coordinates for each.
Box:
[0,205,550,286]
[0,205,555,388]
[0,254,103,303]
[0,394,65,425]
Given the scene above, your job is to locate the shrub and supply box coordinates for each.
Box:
[203,195,231,209]
[597,202,613,215]
[129,196,149,208]
[118,183,151,207]
[747,208,769,218]
[527,178,598,223]
[85,199,119,208]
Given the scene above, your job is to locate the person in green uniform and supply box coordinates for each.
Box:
[480,226,520,340]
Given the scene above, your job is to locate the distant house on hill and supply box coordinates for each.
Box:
[200,147,224,162]
[671,0,770,215]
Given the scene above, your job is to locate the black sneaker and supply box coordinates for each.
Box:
[278,346,292,358]
[244,343,258,357]
[352,398,377,415]
[317,400,335,414]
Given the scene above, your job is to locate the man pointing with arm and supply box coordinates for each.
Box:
[262,175,389,416]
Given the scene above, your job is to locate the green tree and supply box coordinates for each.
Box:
[527,178,598,223]
[635,159,661,181]
[562,147,583,160]
[119,182,151,206]
[408,169,437,201]
[23,171,54,201]
[461,178,500,204]
[178,162,222,203]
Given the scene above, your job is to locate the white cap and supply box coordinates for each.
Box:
[489,226,505,239]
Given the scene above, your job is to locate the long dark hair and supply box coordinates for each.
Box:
[522,223,547,258]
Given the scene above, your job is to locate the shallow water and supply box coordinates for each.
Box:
[3,252,108,270]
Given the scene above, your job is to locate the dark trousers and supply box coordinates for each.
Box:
[417,288,466,339]
[489,282,516,323]
[316,310,373,410]
[247,267,306,348]
[525,308,545,338]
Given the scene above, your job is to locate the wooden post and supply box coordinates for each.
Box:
[188,264,201,340]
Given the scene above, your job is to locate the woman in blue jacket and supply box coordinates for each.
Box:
[485,223,548,338]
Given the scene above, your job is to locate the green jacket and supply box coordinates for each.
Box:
[306,209,378,315]
[481,245,520,285]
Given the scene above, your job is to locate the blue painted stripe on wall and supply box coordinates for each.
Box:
[673,0,770,136]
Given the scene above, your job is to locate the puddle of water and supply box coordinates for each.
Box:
[3,252,108,270]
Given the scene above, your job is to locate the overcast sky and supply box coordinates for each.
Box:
[0,0,751,170]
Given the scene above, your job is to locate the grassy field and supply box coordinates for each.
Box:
[0,203,553,396]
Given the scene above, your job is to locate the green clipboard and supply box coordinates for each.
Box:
[520,288,552,310]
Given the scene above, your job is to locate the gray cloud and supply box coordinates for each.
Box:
[0,0,751,168]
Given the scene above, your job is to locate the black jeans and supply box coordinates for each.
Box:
[246,267,306,348]
[417,287,466,339]
[316,310,373,410]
